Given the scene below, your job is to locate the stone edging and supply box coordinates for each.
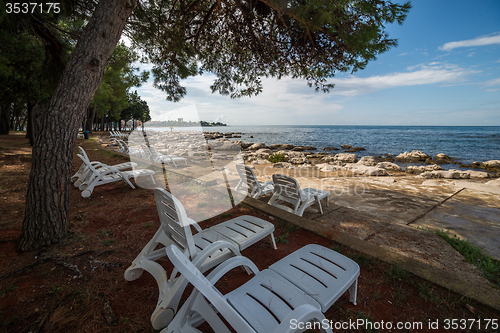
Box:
[242,196,500,313]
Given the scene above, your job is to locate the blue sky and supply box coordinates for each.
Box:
[135,0,500,126]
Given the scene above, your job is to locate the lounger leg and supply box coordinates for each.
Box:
[348,279,358,305]
[270,232,277,250]
[316,196,324,214]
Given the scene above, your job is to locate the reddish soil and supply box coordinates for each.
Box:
[0,133,498,332]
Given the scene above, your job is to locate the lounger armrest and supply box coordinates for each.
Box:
[205,256,259,285]
[95,165,128,178]
[187,218,203,233]
[166,245,253,330]
[190,240,240,269]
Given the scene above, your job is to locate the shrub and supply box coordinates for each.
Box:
[268,153,287,163]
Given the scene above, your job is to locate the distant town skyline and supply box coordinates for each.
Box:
[135,0,500,126]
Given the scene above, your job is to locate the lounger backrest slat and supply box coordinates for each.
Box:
[154,188,198,259]
[236,164,258,194]
[77,153,99,174]
[272,174,302,201]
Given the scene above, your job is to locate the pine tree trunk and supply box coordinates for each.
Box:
[19,0,138,251]
[0,104,11,135]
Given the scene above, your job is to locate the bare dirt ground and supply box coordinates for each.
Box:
[0,132,498,332]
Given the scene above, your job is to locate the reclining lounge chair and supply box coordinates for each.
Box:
[124,188,276,329]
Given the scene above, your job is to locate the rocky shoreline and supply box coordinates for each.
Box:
[119,130,500,180]
[203,131,500,179]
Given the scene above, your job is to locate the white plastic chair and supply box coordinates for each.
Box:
[71,146,137,187]
[124,188,276,330]
[75,153,155,198]
[235,164,274,199]
[163,244,353,333]
[269,174,329,217]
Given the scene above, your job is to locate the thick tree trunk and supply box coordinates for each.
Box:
[0,104,11,135]
[20,0,138,251]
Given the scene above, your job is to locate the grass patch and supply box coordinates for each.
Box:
[385,263,409,283]
[417,281,441,303]
[101,239,115,246]
[434,229,500,288]
[97,229,114,237]
[348,252,374,268]
[47,284,63,295]
[275,233,289,244]
[331,244,343,253]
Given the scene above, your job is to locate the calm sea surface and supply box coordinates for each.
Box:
[147,125,500,165]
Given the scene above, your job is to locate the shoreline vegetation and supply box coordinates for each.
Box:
[144,120,227,127]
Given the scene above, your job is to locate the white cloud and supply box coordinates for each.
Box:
[439,33,500,51]
[482,77,500,86]
[481,77,500,92]
[328,63,479,96]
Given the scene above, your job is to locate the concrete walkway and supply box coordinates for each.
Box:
[253,170,500,261]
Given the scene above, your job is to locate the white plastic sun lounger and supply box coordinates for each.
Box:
[71,146,137,187]
[148,146,188,168]
[235,164,274,199]
[161,243,359,333]
[76,153,155,198]
[269,173,329,217]
[124,188,275,330]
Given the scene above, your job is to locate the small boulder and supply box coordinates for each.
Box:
[334,153,358,163]
[376,162,402,171]
[468,170,489,179]
[289,156,310,164]
[357,156,377,166]
[406,165,444,174]
[248,143,267,150]
[433,153,454,164]
[292,145,316,151]
[269,143,294,150]
[323,147,339,151]
[320,156,337,163]
[255,148,272,159]
[482,160,500,171]
[347,147,366,152]
[395,150,431,162]
[419,170,470,179]
[234,140,254,149]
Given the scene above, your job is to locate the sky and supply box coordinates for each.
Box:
[134,0,500,126]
